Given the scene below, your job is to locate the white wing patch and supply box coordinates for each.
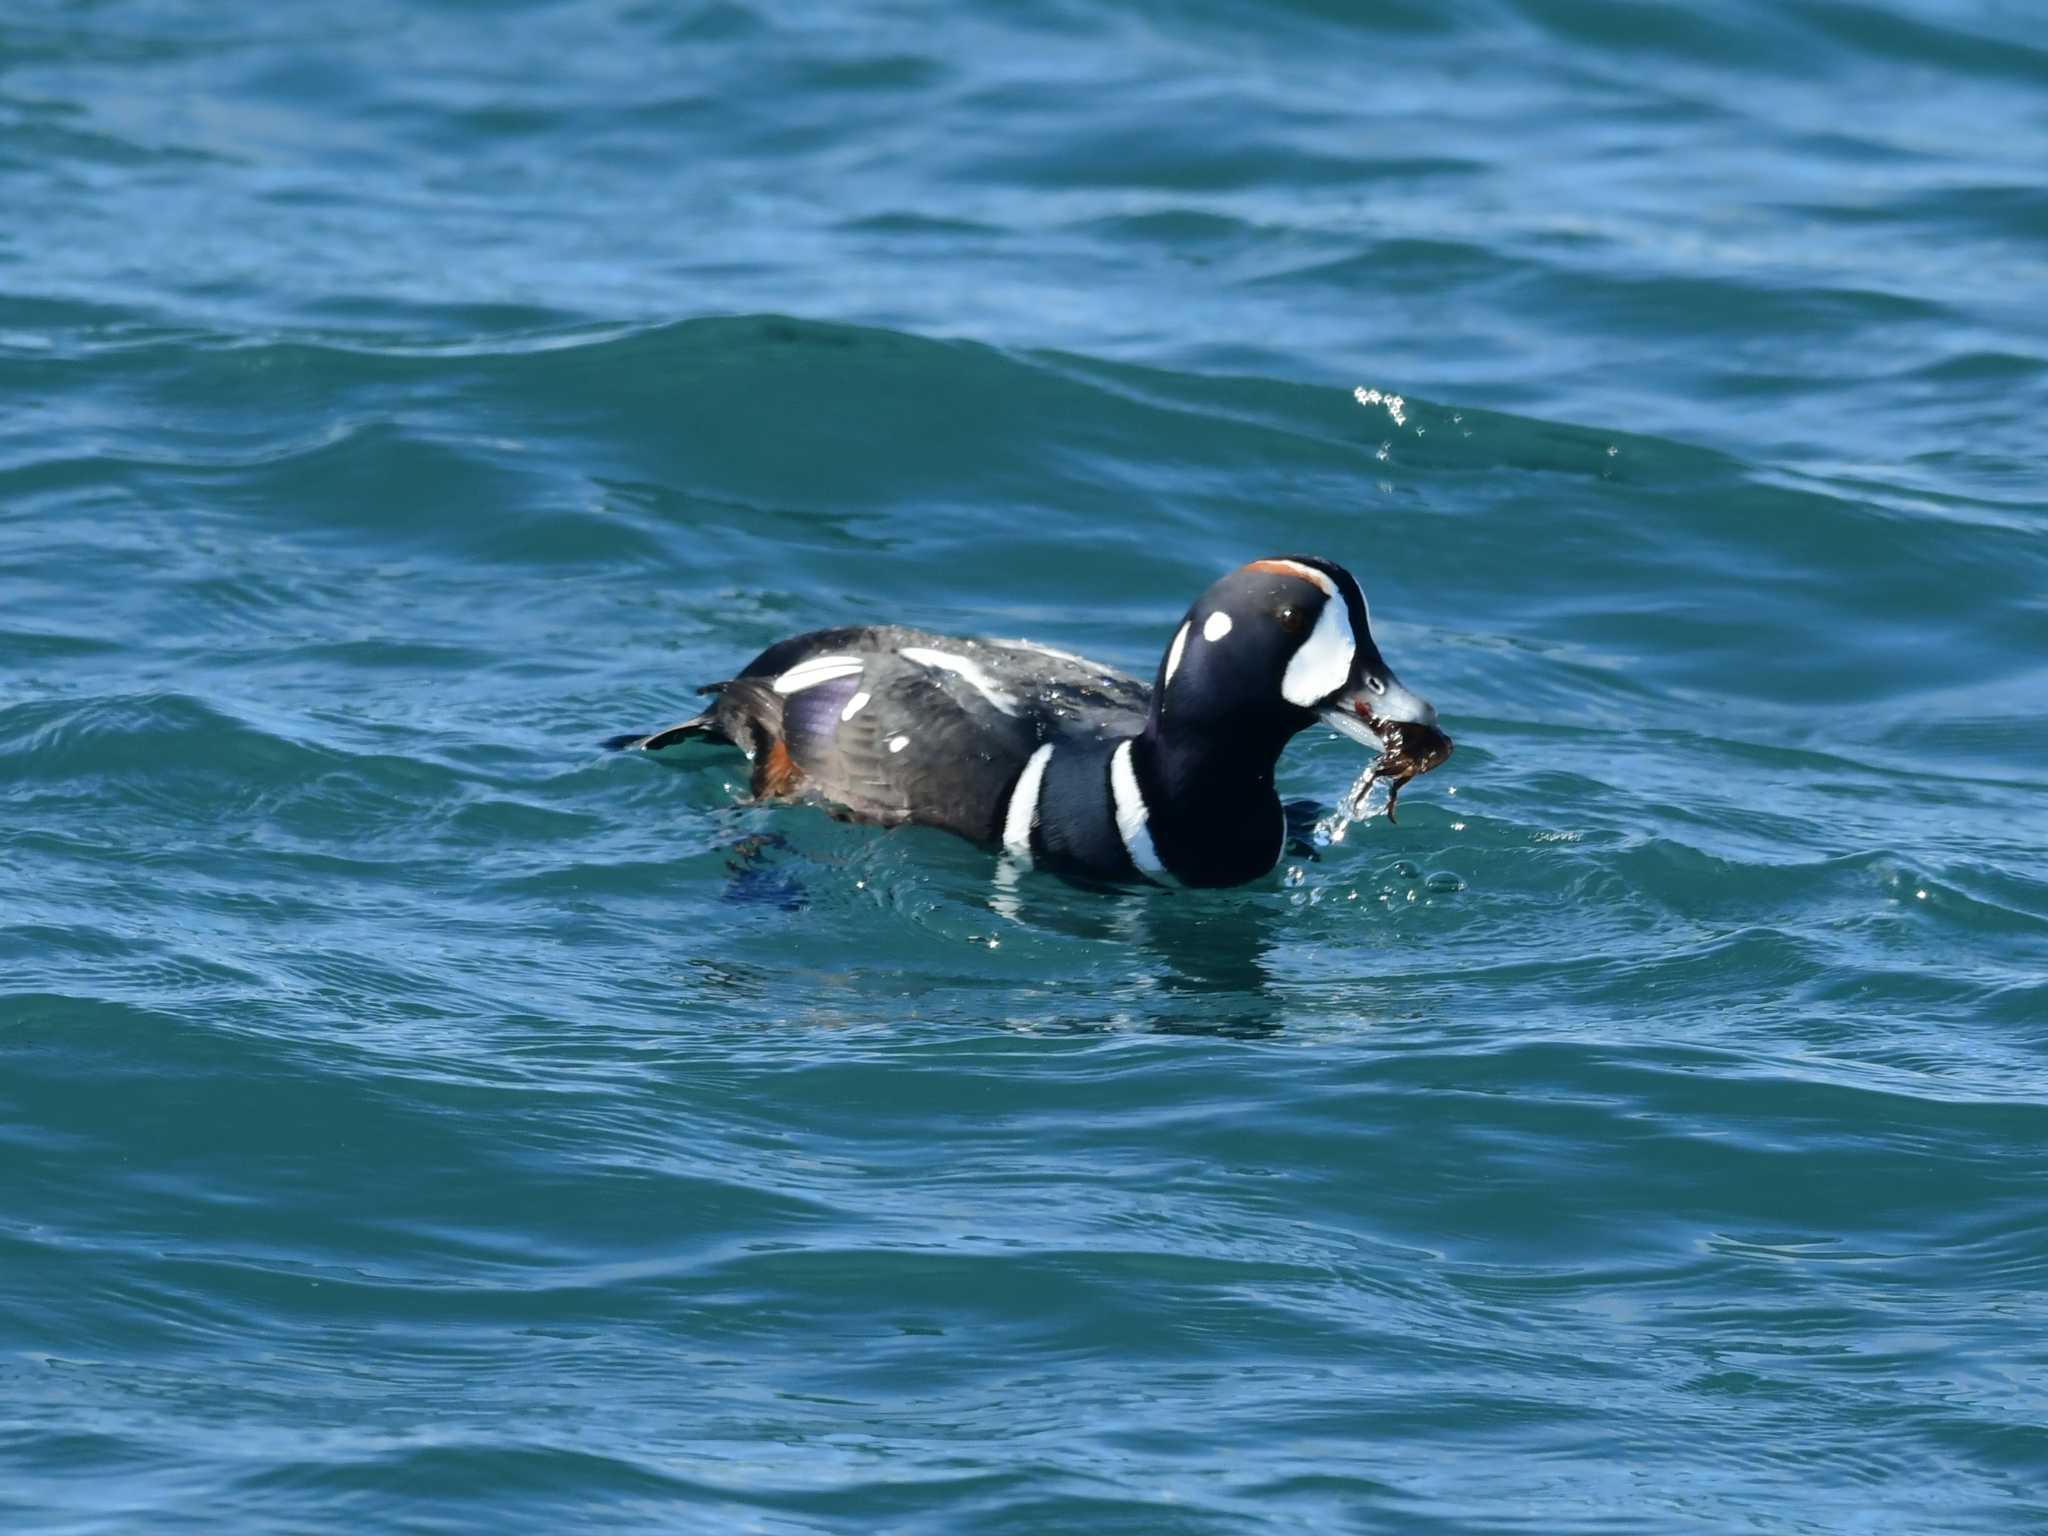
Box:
[1002,743,1055,864]
[1110,740,1178,886]
[900,646,1021,716]
[1281,594,1355,707]
[774,654,863,694]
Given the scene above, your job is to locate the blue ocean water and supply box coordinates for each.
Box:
[4,1,2047,1530]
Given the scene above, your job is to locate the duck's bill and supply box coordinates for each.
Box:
[1318,678,1453,823]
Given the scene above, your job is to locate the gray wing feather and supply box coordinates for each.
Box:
[698,629,1154,843]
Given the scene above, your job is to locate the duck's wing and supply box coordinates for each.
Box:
[616,627,1153,845]
[700,629,1034,842]
[974,638,1153,745]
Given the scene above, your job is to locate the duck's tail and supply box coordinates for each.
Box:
[603,685,729,752]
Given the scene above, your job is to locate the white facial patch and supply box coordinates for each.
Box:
[773,654,863,694]
[900,647,1021,716]
[1109,740,1179,886]
[1162,621,1191,687]
[1280,595,1356,707]
[1202,611,1233,642]
[1002,743,1055,863]
[840,691,871,722]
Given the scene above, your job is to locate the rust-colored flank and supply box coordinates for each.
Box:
[752,737,804,798]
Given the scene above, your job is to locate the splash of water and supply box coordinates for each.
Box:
[1313,761,1394,846]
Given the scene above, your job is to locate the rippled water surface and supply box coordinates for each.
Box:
[5,2,2047,1531]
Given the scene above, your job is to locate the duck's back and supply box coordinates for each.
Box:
[678,626,1150,844]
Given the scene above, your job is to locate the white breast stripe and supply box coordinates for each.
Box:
[1258,559,1336,596]
[1281,595,1355,707]
[773,654,864,694]
[1002,743,1055,864]
[1162,621,1190,688]
[1110,740,1178,886]
[899,646,1021,716]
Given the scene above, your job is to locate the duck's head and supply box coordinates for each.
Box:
[1149,555,1452,786]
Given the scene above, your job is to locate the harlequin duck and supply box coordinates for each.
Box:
[606,556,1451,888]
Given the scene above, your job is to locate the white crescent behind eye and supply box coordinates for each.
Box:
[1280,595,1355,706]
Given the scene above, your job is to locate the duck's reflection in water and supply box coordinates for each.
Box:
[1138,894,1281,1038]
[991,861,1282,1039]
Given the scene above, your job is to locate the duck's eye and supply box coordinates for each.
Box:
[1275,605,1310,636]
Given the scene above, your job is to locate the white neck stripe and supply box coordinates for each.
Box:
[1162,620,1190,689]
[1002,743,1055,864]
[1110,740,1179,886]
